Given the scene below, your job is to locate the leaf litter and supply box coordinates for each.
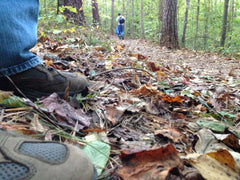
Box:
[1,31,240,179]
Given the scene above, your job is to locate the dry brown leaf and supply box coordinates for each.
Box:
[207,149,235,170]
[186,153,240,180]
[161,95,184,103]
[117,144,183,180]
[155,128,186,143]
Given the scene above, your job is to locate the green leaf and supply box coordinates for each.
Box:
[196,120,226,133]
[52,30,62,34]
[219,111,237,118]
[56,15,65,23]
[0,91,13,104]
[82,140,110,176]
[2,96,28,108]
[181,89,195,99]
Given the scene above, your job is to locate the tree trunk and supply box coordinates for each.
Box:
[160,0,179,49]
[111,0,115,35]
[220,0,229,47]
[210,0,216,47]
[63,0,85,25]
[229,0,234,40]
[92,0,100,26]
[181,0,190,47]
[203,0,209,50]
[140,0,145,39]
[131,0,134,38]
[158,0,163,38]
[193,0,200,50]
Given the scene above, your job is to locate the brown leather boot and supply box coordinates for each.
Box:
[0,64,88,99]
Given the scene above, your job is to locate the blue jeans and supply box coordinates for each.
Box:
[0,0,42,77]
[118,24,124,38]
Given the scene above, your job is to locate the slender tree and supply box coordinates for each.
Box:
[92,0,100,26]
[160,0,179,49]
[111,0,115,35]
[140,0,145,39]
[181,0,190,47]
[229,0,234,39]
[158,0,163,37]
[193,0,200,49]
[203,0,209,50]
[220,0,229,47]
[131,0,135,38]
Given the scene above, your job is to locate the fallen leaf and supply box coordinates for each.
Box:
[186,153,240,180]
[207,149,235,170]
[161,95,185,103]
[117,144,183,180]
[155,128,186,143]
[40,93,91,130]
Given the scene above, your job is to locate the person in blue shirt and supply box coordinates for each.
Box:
[116,13,125,40]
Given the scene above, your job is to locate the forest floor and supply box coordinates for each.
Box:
[1,31,240,180]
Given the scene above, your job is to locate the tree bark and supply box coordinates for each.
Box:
[111,0,115,35]
[140,0,145,39]
[229,0,234,40]
[193,0,200,50]
[92,0,100,26]
[181,0,190,47]
[63,0,85,25]
[220,0,229,47]
[158,0,163,37]
[203,0,209,50]
[131,0,135,38]
[160,0,179,49]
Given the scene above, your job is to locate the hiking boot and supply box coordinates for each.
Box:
[0,64,88,99]
[0,130,97,180]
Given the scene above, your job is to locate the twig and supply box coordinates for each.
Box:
[87,67,156,80]
[5,75,28,99]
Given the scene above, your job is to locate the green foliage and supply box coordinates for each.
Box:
[197,119,226,133]
[1,96,28,108]
[59,6,77,13]
[38,0,240,55]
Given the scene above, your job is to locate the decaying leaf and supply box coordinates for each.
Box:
[117,144,183,180]
[40,93,91,130]
[185,153,240,180]
[155,128,186,143]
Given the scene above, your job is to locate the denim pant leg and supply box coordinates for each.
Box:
[118,25,125,37]
[0,0,42,77]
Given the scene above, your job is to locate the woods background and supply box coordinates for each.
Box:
[39,0,240,55]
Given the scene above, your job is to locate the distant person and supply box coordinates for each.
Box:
[116,13,125,40]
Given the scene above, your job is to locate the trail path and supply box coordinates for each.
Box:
[113,36,240,80]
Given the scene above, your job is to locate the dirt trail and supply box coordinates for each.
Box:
[113,36,240,81]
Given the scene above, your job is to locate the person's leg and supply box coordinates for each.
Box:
[0,0,42,76]
[0,0,88,99]
[122,25,125,39]
[118,25,123,40]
